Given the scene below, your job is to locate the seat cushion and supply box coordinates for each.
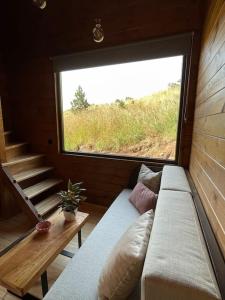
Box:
[160,165,191,193]
[43,189,140,300]
[142,190,221,300]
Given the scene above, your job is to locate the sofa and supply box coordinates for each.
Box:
[44,166,221,300]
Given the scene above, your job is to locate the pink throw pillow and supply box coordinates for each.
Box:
[129,182,157,214]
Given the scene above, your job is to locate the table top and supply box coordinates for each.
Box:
[0,210,89,296]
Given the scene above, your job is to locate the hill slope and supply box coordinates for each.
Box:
[63,84,180,159]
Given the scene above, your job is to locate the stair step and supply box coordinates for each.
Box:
[2,154,45,175]
[4,131,12,136]
[5,142,28,160]
[35,194,61,217]
[14,166,54,183]
[5,142,27,150]
[4,131,13,145]
[2,154,44,167]
[23,178,63,200]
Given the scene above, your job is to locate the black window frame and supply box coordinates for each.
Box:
[54,34,192,164]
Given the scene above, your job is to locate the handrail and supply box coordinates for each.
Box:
[0,165,40,224]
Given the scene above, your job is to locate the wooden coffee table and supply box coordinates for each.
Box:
[0,210,89,299]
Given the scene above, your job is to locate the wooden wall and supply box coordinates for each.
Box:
[190,0,225,258]
[6,0,205,58]
[0,51,17,217]
[3,0,206,207]
[0,56,12,132]
[0,0,16,132]
[0,57,6,217]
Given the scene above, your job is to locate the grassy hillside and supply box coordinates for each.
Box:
[63,84,180,159]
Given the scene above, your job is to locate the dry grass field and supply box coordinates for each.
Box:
[63,84,180,160]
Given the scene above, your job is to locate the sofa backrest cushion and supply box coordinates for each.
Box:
[141,190,221,300]
[160,165,192,193]
[98,210,154,300]
[137,164,162,194]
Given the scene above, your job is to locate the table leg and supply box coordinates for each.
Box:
[41,271,49,296]
[22,295,39,300]
[60,249,74,258]
[78,230,82,248]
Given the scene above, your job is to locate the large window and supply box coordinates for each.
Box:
[59,55,183,160]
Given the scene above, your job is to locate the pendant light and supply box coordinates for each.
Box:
[33,0,47,9]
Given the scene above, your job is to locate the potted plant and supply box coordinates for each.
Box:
[58,180,86,221]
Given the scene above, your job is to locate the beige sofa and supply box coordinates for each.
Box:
[44,166,221,300]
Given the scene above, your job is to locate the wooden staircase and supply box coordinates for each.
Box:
[1,131,63,219]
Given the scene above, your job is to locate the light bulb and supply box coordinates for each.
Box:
[93,19,104,43]
[33,0,47,9]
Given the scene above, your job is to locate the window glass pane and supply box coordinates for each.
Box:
[60,55,183,160]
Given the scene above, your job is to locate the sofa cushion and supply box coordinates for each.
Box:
[137,164,162,193]
[142,190,221,300]
[43,189,140,300]
[98,210,154,300]
[160,165,191,193]
[129,183,157,214]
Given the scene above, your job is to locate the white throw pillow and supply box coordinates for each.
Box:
[138,164,162,193]
[98,210,154,300]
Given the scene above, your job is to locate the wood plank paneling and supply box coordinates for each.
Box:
[194,112,225,138]
[191,145,225,196]
[190,0,225,258]
[190,157,225,260]
[201,0,224,42]
[198,0,225,78]
[197,38,225,94]
[192,133,225,168]
[197,65,225,104]
[194,87,225,118]
[190,156,225,235]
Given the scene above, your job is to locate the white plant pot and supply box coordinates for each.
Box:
[63,209,78,222]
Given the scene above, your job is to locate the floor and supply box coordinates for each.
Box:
[0,203,106,300]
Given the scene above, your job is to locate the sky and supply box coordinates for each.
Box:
[61,55,183,111]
